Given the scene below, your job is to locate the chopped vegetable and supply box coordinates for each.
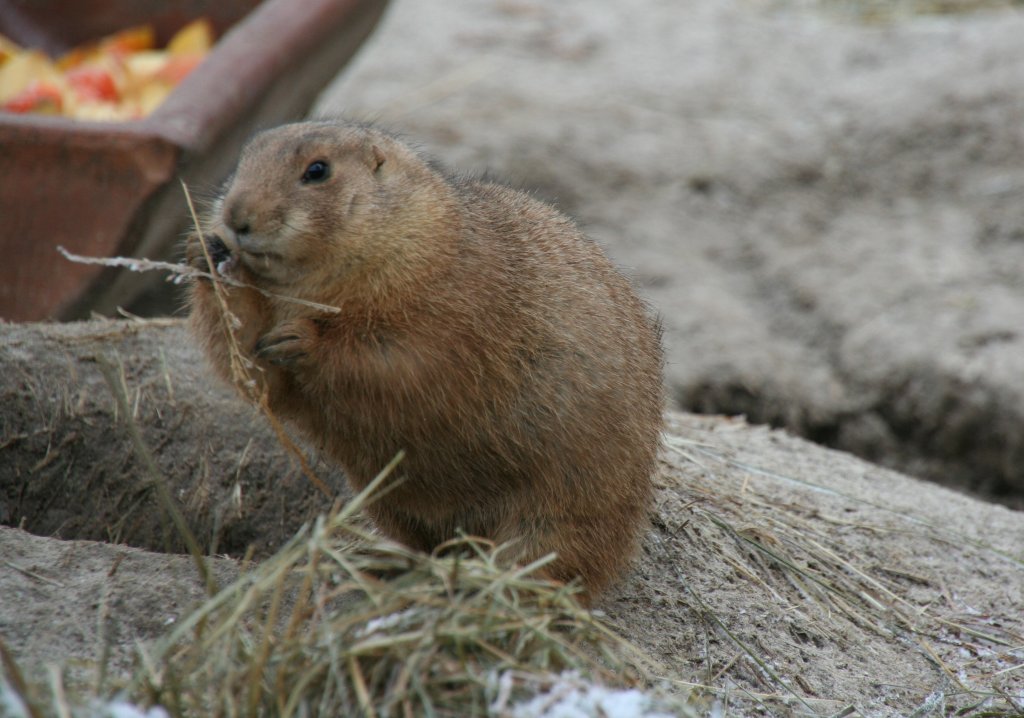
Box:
[2,81,63,114]
[0,18,214,120]
[66,66,120,103]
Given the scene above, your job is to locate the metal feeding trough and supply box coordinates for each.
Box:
[0,0,388,321]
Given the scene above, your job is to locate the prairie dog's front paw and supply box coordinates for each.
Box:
[254,319,319,368]
[186,233,238,277]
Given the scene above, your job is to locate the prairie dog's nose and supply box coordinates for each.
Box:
[224,199,252,237]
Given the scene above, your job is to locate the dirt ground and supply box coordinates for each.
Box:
[3,0,1024,715]
[1,321,1022,715]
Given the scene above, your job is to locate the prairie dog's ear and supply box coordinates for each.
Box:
[363,142,386,172]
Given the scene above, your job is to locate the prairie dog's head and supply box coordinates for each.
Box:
[212,121,451,291]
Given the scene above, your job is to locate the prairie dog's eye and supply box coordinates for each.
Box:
[301,160,330,184]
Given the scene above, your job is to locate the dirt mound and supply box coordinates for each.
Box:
[1,319,1021,715]
[0,319,342,557]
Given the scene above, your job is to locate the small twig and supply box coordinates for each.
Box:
[992,661,1024,678]
[57,245,342,315]
[178,182,334,499]
[2,560,64,587]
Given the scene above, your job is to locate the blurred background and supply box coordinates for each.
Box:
[4,0,1024,507]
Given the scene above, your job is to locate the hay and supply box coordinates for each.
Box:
[0,460,689,717]
[648,429,1024,716]
[135,473,665,716]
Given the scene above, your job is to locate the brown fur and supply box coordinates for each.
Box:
[187,121,664,601]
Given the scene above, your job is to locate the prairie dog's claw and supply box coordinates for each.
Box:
[188,233,236,275]
[255,320,318,368]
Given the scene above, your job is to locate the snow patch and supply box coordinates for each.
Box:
[491,671,679,718]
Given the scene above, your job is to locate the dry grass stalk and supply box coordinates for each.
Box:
[176,183,333,499]
[56,247,341,316]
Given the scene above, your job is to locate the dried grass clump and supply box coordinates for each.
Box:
[1,463,683,717]
[123,463,666,717]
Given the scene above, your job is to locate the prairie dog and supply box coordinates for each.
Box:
[187,121,664,601]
